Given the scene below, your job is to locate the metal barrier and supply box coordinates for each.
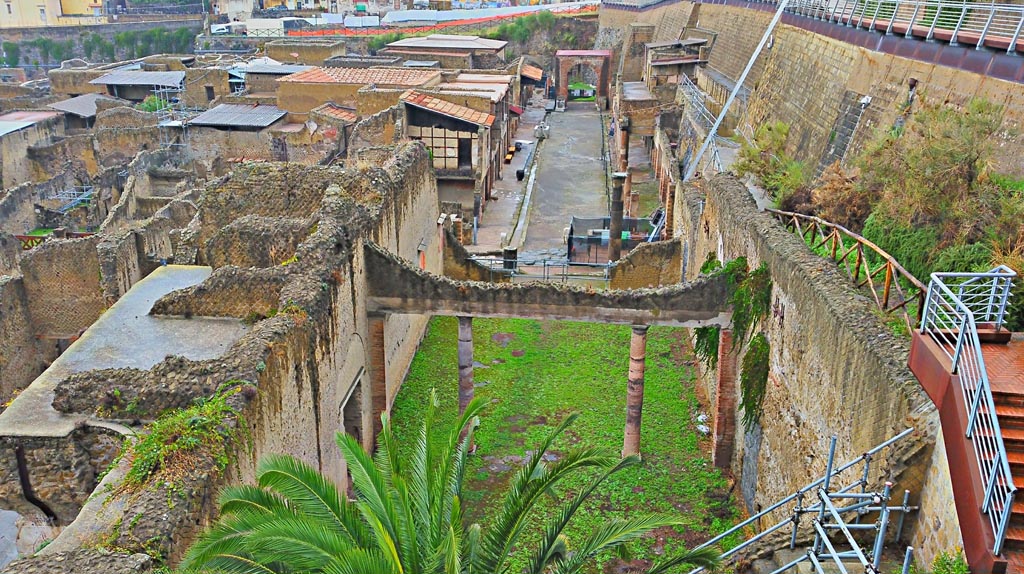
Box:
[688,429,917,574]
[767,209,927,331]
[920,266,1017,554]
[726,0,1024,53]
[678,74,726,176]
[468,256,610,286]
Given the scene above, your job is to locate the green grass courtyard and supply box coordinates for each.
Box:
[391,317,742,572]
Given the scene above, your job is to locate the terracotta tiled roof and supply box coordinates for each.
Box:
[521,64,544,81]
[400,90,494,127]
[312,103,358,123]
[278,67,441,86]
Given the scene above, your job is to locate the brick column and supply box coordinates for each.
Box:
[457,316,474,414]
[622,325,648,458]
[366,313,387,452]
[712,329,737,469]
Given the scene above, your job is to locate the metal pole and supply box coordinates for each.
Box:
[895,490,911,541]
[609,172,626,262]
[871,482,893,570]
[901,547,914,574]
[684,0,791,182]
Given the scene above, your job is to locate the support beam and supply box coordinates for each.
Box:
[609,172,626,262]
[366,313,387,452]
[457,316,474,414]
[712,329,737,469]
[622,325,648,458]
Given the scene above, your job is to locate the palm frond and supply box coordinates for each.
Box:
[336,431,401,550]
[322,548,400,574]
[643,545,722,574]
[256,454,369,546]
[217,484,291,517]
[547,515,686,574]
[526,456,641,574]
[246,516,357,571]
[179,509,278,573]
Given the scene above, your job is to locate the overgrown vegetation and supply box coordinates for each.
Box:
[735,121,810,207]
[9,27,195,67]
[2,42,20,68]
[136,95,171,113]
[120,384,247,491]
[482,10,556,42]
[745,98,1023,330]
[392,318,742,573]
[692,256,773,427]
[367,32,405,54]
[909,549,970,574]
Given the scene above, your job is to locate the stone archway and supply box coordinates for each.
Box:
[555,49,612,101]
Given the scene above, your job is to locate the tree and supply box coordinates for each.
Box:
[2,42,19,68]
[181,392,721,574]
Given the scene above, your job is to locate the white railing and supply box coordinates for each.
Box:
[785,0,1022,53]
[921,265,1017,554]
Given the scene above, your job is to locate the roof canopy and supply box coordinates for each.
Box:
[188,103,287,128]
[89,71,186,87]
[48,93,126,118]
[401,90,494,127]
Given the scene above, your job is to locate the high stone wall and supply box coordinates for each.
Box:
[19,236,106,339]
[608,239,682,289]
[203,216,313,269]
[674,174,943,559]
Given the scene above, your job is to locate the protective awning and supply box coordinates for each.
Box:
[509,105,523,115]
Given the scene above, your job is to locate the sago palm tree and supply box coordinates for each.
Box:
[180,392,720,574]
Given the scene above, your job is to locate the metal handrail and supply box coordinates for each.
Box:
[693,0,1024,54]
[766,209,927,331]
[921,266,1017,554]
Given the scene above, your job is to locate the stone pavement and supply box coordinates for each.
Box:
[520,102,609,260]
[0,266,248,439]
[470,99,548,254]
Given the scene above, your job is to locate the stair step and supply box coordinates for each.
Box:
[1005,526,1024,549]
[979,428,1024,451]
[999,405,1024,429]
[995,392,1024,408]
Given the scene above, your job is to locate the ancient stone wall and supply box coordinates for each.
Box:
[0,172,80,236]
[18,236,105,339]
[0,277,57,406]
[441,227,511,283]
[674,174,946,560]
[26,135,98,181]
[689,2,1024,175]
[204,216,312,269]
[349,105,404,152]
[608,238,682,289]
[2,116,66,189]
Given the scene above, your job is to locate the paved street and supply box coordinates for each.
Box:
[520,103,609,260]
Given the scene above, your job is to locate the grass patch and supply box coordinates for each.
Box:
[392,317,742,573]
[26,228,54,237]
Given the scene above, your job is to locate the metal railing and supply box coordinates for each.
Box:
[687,429,917,574]
[731,0,1024,54]
[678,74,726,176]
[468,256,610,286]
[920,266,1017,554]
[767,209,927,331]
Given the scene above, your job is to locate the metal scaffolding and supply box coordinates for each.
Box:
[689,430,919,574]
[153,85,193,151]
[50,186,94,214]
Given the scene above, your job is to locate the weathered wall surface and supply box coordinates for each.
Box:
[609,238,682,289]
[18,236,105,339]
[2,117,66,189]
[688,2,1024,175]
[0,277,57,406]
[674,174,944,559]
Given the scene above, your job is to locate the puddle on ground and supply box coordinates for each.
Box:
[491,332,514,347]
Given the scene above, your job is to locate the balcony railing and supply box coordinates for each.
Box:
[727,0,1024,54]
[921,266,1017,554]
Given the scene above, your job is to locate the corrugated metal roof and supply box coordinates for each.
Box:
[0,110,62,122]
[555,49,612,57]
[0,120,35,137]
[404,60,440,68]
[401,89,494,127]
[386,34,507,51]
[278,67,441,86]
[246,64,312,75]
[48,93,126,118]
[89,71,186,87]
[188,103,286,128]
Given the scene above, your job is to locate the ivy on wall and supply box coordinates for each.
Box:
[692,255,774,426]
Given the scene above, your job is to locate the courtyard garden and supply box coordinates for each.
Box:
[391,317,742,572]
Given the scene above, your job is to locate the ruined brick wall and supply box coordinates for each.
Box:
[2,117,66,189]
[442,227,511,283]
[608,238,682,289]
[0,277,58,406]
[204,216,313,269]
[181,69,232,109]
[19,236,106,338]
[349,105,403,152]
[150,266,287,319]
[92,109,163,169]
[674,174,944,559]
[188,127,275,173]
[266,40,346,65]
[26,134,99,181]
[0,174,78,236]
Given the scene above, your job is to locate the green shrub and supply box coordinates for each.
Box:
[932,242,992,274]
[740,333,770,428]
[735,121,809,203]
[136,95,170,112]
[931,550,969,574]
[861,213,938,282]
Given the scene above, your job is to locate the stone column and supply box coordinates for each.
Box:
[622,325,649,458]
[626,169,638,218]
[457,316,474,414]
[365,314,387,452]
[609,172,626,262]
[618,118,630,173]
[712,329,737,469]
